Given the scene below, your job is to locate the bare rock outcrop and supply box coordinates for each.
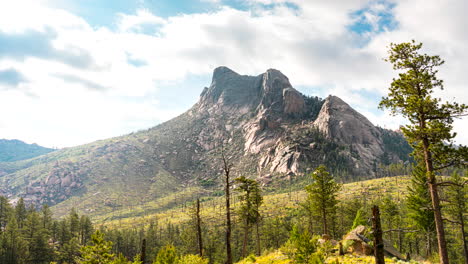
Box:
[314,95,384,173]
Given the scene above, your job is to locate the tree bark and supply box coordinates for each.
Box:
[223,154,233,264]
[426,232,431,258]
[459,210,468,264]
[141,238,146,264]
[196,198,203,257]
[322,202,328,235]
[255,221,261,256]
[372,205,385,264]
[423,136,449,264]
[242,223,249,258]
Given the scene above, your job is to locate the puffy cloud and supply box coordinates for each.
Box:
[0,29,95,69]
[0,0,467,147]
[117,9,166,33]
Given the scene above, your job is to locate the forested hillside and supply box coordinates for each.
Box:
[0,171,466,263]
[0,139,55,162]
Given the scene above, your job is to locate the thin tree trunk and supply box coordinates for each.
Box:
[242,223,249,258]
[223,153,233,264]
[372,205,385,264]
[308,208,314,235]
[322,205,328,235]
[422,136,449,264]
[460,211,468,264]
[141,238,146,264]
[196,198,203,257]
[415,236,420,256]
[426,232,431,258]
[256,221,261,256]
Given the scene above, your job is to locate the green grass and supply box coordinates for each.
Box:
[100,176,411,229]
[236,249,424,264]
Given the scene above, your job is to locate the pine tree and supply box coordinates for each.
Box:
[407,165,435,257]
[80,215,94,245]
[29,228,54,263]
[77,230,115,264]
[0,196,12,231]
[380,40,468,263]
[59,237,81,264]
[14,198,27,229]
[305,165,341,236]
[69,208,80,239]
[153,244,178,264]
[444,171,468,264]
[235,176,263,257]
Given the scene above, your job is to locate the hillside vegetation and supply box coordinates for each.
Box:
[100,176,411,228]
[0,139,55,162]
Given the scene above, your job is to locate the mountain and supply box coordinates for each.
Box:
[0,67,410,217]
[0,139,55,162]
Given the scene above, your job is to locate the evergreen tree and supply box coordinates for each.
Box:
[29,228,54,263]
[305,165,341,236]
[380,40,468,264]
[70,208,80,239]
[3,214,28,264]
[153,244,178,264]
[0,196,12,232]
[351,208,366,230]
[407,165,435,257]
[59,237,81,264]
[41,204,53,231]
[77,230,115,264]
[234,176,263,257]
[14,198,27,229]
[444,171,468,264]
[80,215,94,245]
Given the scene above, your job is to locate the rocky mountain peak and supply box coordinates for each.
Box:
[211,66,239,81]
[197,67,305,117]
[314,95,384,171]
[0,66,411,213]
[258,69,305,115]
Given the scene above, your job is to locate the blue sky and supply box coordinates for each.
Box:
[0,0,467,147]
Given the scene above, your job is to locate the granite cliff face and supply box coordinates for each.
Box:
[314,96,385,172]
[0,67,410,216]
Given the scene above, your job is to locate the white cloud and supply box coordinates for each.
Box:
[117,9,166,33]
[0,0,467,147]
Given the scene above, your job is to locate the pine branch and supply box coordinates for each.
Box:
[383,229,418,233]
[436,181,466,188]
[442,218,462,225]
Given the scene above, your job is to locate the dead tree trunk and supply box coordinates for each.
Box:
[196,198,203,257]
[256,221,261,256]
[372,205,385,264]
[222,152,233,264]
[141,238,146,264]
[460,210,468,264]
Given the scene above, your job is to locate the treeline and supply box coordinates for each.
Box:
[97,167,467,263]
[0,168,466,263]
[0,197,93,263]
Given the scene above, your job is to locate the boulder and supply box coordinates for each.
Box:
[342,225,405,260]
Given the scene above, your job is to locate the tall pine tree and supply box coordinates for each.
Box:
[305,165,341,236]
[380,40,468,264]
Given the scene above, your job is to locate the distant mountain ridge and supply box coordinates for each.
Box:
[0,139,55,162]
[0,67,411,218]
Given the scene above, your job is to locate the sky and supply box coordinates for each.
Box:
[0,0,467,148]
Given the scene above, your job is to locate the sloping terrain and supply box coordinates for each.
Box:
[0,67,410,218]
[0,139,55,162]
